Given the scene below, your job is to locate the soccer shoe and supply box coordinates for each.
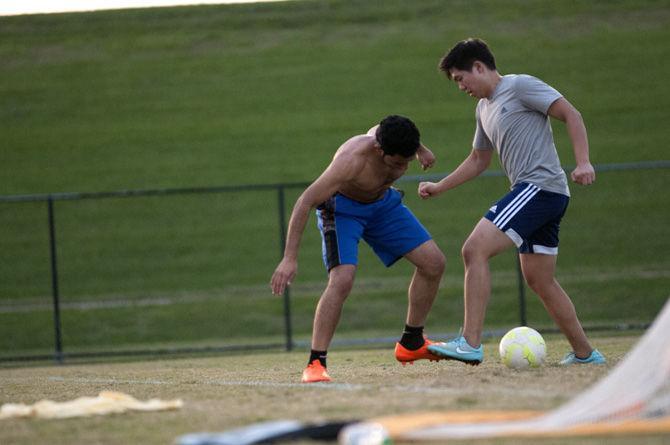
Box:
[394,338,444,365]
[427,336,483,366]
[301,359,332,383]
[559,349,606,365]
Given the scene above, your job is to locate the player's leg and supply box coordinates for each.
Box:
[455,183,544,347]
[302,264,356,383]
[514,188,604,365]
[311,264,357,351]
[314,193,364,350]
[521,254,605,364]
[394,240,445,364]
[427,218,513,365]
[519,254,594,358]
[460,218,515,346]
[402,240,445,327]
[305,195,362,382]
[362,189,445,363]
[363,189,444,322]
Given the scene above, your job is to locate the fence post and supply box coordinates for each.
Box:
[277,186,294,351]
[515,252,527,327]
[47,196,64,364]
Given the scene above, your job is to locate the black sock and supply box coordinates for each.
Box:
[309,350,327,367]
[399,325,425,350]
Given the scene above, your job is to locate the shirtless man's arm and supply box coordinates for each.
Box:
[270,143,365,295]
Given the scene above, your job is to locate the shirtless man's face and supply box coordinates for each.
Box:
[380,153,414,174]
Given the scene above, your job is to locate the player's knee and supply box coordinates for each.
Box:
[461,241,482,266]
[326,272,355,297]
[524,275,540,293]
[524,274,553,295]
[421,250,445,278]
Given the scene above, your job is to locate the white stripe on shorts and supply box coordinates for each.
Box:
[493,184,540,229]
[532,245,558,255]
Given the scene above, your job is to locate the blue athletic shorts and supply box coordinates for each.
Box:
[484,182,569,255]
[316,188,432,271]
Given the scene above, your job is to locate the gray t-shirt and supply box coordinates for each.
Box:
[473,74,569,196]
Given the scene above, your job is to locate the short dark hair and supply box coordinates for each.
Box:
[375,115,420,157]
[439,38,497,80]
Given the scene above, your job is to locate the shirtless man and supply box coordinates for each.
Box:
[271,115,446,383]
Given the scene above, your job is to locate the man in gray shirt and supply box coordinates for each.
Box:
[419,38,605,366]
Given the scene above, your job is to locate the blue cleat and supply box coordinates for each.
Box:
[427,336,483,366]
[559,349,606,365]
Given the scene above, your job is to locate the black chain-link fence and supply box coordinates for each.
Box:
[1,161,668,364]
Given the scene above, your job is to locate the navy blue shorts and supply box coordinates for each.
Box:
[316,188,432,271]
[484,182,569,255]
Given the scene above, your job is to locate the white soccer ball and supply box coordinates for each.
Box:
[499,326,546,369]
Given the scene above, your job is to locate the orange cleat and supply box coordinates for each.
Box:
[395,337,444,365]
[301,359,332,383]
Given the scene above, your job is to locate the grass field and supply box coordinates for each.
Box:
[3,334,670,445]
[1,1,669,356]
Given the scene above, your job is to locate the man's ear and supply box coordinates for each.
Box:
[473,61,485,74]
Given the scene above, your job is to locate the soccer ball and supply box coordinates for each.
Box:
[499,326,546,369]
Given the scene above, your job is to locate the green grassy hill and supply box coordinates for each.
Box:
[1,0,668,356]
[2,0,669,193]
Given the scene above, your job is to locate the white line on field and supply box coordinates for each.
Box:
[48,376,364,391]
[46,376,561,398]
